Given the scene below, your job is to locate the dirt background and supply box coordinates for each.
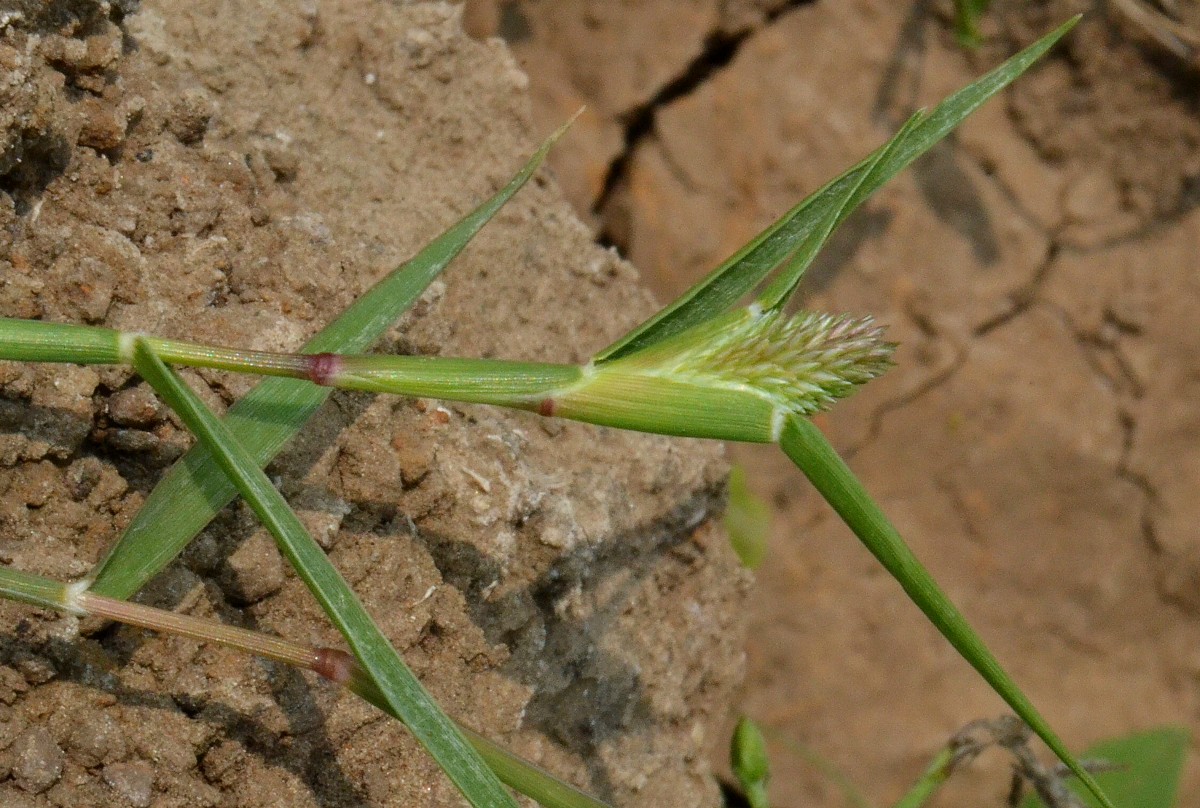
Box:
[0,2,751,807]
[488,0,1200,806]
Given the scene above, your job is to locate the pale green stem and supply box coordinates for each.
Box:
[0,565,77,613]
[0,318,783,441]
[79,591,319,669]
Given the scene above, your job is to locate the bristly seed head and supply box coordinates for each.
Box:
[617,307,895,416]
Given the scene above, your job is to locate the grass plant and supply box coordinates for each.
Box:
[0,16,1118,808]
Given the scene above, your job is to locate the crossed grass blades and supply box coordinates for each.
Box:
[0,18,1117,808]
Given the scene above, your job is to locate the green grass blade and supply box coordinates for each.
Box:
[724,466,771,569]
[1021,728,1188,808]
[594,17,1077,364]
[131,341,519,808]
[462,724,611,808]
[778,416,1115,808]
[890,747,955,808]
[754,111,926,311]
[88,128,564,600]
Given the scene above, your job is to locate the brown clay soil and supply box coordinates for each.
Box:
[498,0,1200,806]
[0,2,750,807]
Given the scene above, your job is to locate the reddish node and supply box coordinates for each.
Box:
[312,647,356,685]
[538,398,557,417]
[305,353,343,386]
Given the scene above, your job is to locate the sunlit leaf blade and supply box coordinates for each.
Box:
[1021,728,1188,808]
[343,675,613,808]
[724,466,771,569]
[754,111,926,311]
[891,746,956,808]
[595,16,1078,364]
[88,127,565,600]
[131,342,519,808]
[778,416,1115,808]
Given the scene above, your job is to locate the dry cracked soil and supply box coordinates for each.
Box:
[2,1,1200,807]
[498,0,1200,806]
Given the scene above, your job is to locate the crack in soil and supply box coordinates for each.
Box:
[973,238,1060,337]
[850,311,967,458]
[1114,407,1160,551]
[1040,298,1162,567]
[593,0,814,251]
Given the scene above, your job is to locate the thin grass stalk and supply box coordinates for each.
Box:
[890,747,955,808]
[0,563,610,808]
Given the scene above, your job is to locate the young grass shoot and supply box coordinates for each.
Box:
[0,17,1117,808]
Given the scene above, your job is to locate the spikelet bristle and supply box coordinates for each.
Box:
[646,308,895,415]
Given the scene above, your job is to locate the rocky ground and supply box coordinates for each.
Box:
[0,2,750,806]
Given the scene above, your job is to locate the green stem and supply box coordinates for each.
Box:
[0,565,75,613]
[779,416,1114,808]
[0,318,123,364]
[0,317,784,441]
[890,747,954,808]
[84,125,566,601]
